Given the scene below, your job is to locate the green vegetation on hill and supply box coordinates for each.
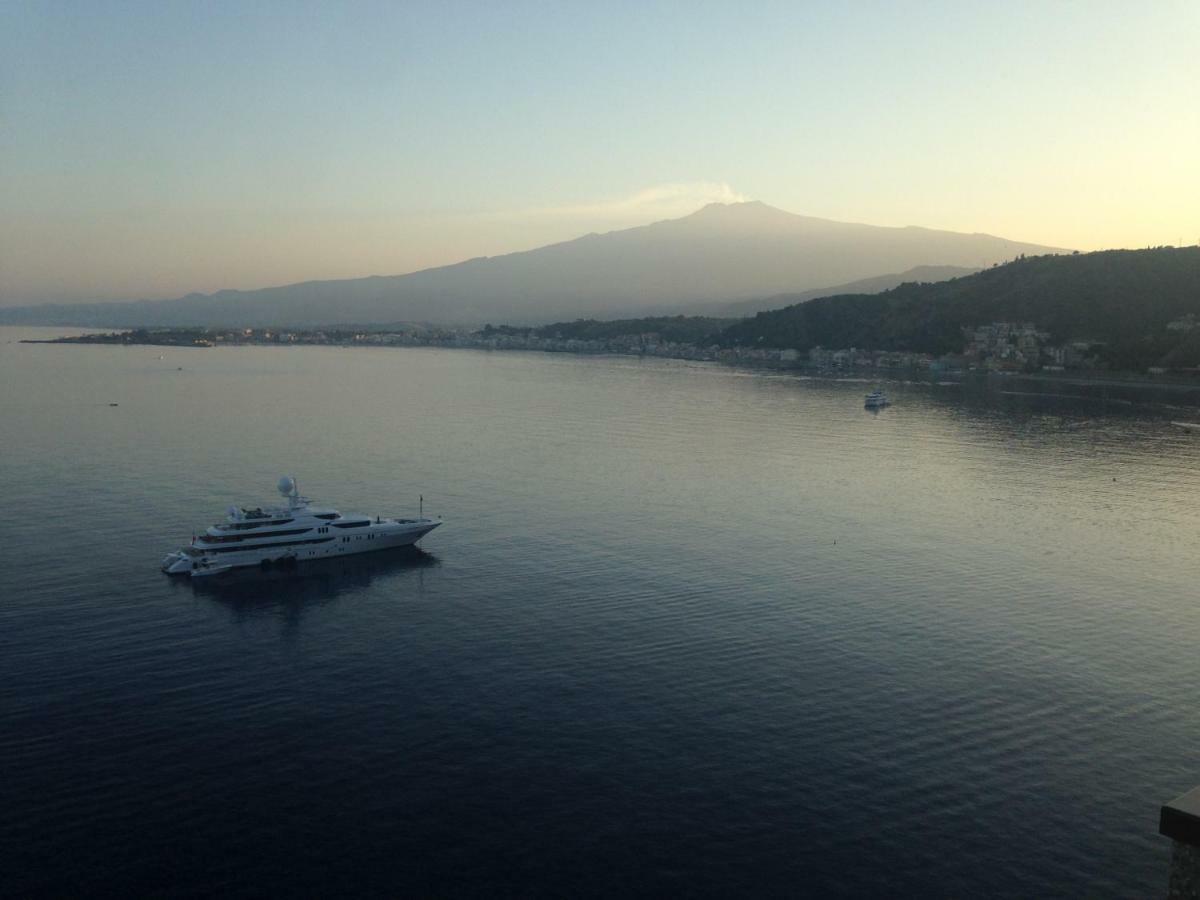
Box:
[482,315,735,345]
[717,248,1200,368]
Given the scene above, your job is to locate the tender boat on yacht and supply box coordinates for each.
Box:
[161,476,440,577]
[864,389,891,408]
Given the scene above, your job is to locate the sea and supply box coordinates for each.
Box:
[3,325,1200,897]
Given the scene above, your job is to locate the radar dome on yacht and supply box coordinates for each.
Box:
[226,505,239,519]
[277,476,296,495]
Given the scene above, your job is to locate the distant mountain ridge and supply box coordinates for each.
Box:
[0,202,1064,327]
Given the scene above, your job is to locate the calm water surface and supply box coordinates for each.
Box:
[3,326,1200,897]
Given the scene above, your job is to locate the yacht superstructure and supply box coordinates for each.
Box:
[161,476,440,577]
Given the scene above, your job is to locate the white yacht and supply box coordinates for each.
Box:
[864,389,891,408]
[161,476,440,577]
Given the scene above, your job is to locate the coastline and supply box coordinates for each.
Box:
[21,326,1200,402]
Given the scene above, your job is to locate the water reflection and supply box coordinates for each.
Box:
[188,547,440,633]
[929,372,1200,418]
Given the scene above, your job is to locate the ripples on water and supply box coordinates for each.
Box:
[3,327,1200,897]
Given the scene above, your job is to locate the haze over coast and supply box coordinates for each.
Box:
[5,4,1194,323]
[0,202,1061,327]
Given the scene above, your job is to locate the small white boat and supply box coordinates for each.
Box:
[162,476,441,577]
[864,389,891,408]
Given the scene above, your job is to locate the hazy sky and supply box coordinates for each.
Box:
[2,1,1197,305]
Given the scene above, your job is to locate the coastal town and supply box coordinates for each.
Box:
[27,319,1140,377]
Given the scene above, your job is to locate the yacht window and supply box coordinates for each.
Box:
[220,518,294,531]
[199,526,314,544]
[203,536,334,554]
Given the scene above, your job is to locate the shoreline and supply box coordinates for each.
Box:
[21,329,1200,398]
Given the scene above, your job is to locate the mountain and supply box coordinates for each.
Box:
[717,247,1200,367]
[0,202,1065,327]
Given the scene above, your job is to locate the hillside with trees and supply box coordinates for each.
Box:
[482,315,735,345]
[717,248,1200,368]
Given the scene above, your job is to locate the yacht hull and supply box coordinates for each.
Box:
[162,519,440,577]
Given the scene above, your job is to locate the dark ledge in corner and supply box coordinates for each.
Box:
[1161,787,1200,846]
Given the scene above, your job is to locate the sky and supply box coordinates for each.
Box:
[1,1,1198,305]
